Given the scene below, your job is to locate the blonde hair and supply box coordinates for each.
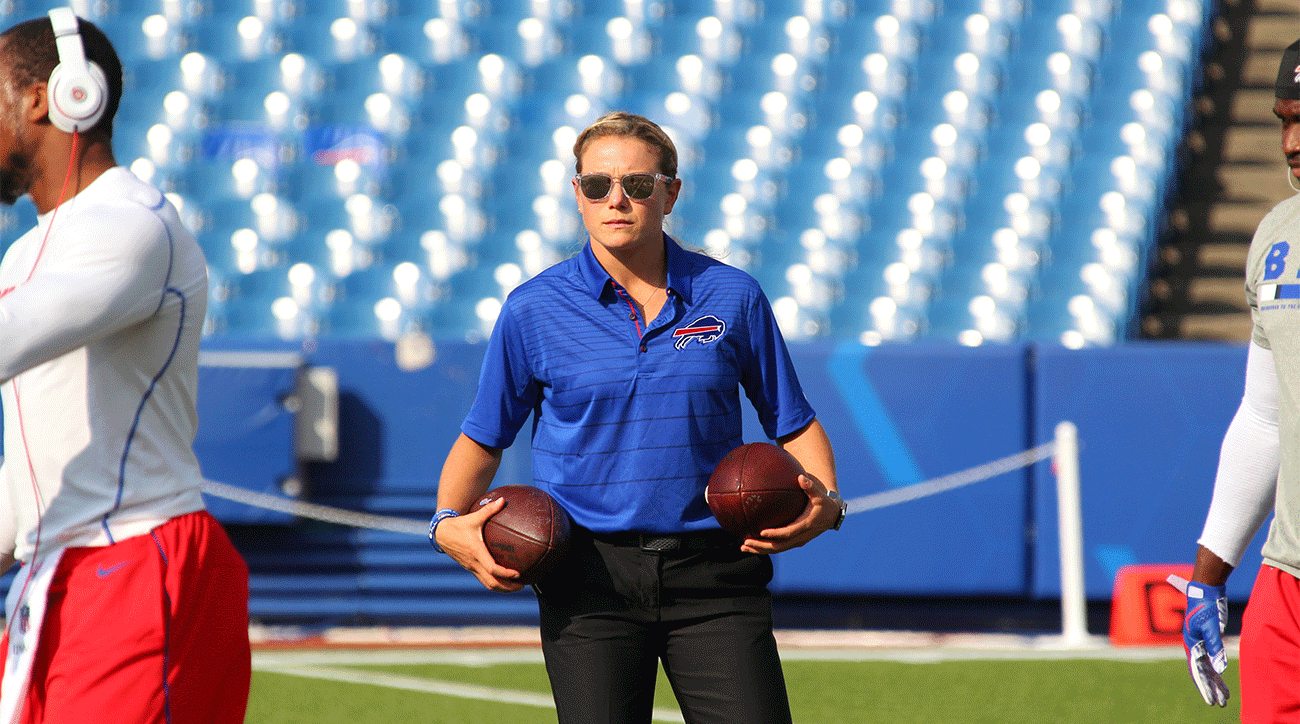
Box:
[572,111,678,179]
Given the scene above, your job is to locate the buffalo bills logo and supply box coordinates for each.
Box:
[672,315,726,349]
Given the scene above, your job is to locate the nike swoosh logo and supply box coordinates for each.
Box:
[96,561,130,578]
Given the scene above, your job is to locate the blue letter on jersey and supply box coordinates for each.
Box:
[1265,241,1290,280]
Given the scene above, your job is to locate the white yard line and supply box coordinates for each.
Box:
[253,643,1205,668]
[255,662,686,723]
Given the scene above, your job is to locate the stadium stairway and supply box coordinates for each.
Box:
[1143,0,1300,341]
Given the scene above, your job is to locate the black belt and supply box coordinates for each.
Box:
[591,529,737,553]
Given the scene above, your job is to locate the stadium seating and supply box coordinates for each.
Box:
[0,0,1215,355]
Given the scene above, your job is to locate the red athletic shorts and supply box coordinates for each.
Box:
[1240,564,1300,723]
[1,510,251,724]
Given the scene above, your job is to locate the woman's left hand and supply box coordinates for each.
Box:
[739,473,840,555]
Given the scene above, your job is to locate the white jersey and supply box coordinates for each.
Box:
[0,167,208,563]
[1244,192,1300,577]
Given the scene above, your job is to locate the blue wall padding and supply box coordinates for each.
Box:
[3,340,1268,604]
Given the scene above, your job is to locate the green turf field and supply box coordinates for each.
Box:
[246,651,1244,723]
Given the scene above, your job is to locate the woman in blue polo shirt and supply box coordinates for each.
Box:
[432,111,844,724]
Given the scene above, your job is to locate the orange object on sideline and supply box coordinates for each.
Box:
[1109,563,1195,646]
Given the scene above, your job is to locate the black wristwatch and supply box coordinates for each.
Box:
[825,490,847,530]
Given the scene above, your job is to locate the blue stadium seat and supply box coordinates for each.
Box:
[198,226,285,277]
[779,155,875,209]
[1004,47,1094,102]
[909,49,1003,101]
[296,0,393,22]
[758,229,855,288]
[472,18,565,67]
[96,14,187,64]
[653,16,744,67]
[671,0,762,25]
[425,54,526,107]
[128,54,226,101]
[624,54,725,99]
[563,16,655,66]
[715,89,810,142]
[576,0,669,24]
[206,194,302,247]
[698,124,798,171]
[939,0,1026,21]
[116,83,214,136]
[922,293,1021,344]
[284,228,385,280]
[1029,0,1115,23]
[901,87,994,132]
[670,183,773,247]
[995,84,1085,131]
[821,48,910,100]
[331,54,427,101]
[115,121,199,178]
[760,0,854,27]
[740,15,832,62]
[489,0,580,24]
[799,121,890,170]
[1014,10,1104,60]
[284,16,382,64]
[528,55,625,101]
[827,266,927,343]
[727,50,820,96]
[220,55,329,106]
[813,86,904,136]
[296,192,399,245]
[181,156,281,202]
[963,167,1057,246]
[394,187,489,245]
[619,89,715,140]
[922,12,1012,59]
[23,0,114,20]
[982,122,1073,186]
[316,88,417,146]
[331,263,440,319]
[211,86,317,139]
[189,13,287,62]
[829,13,920,60]
[381,17,475,64]
[512,91,613,134]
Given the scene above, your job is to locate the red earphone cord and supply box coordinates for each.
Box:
[4,130,81,642]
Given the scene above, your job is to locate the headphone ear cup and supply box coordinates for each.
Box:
[47,60,107,133]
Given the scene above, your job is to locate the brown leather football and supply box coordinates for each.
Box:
[470,485,571,584]
[706,442,807,539]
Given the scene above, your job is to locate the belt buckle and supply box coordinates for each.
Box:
[639,535,681,552]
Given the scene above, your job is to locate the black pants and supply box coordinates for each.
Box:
[535,528,793,724]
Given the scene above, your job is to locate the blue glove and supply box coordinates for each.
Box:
[1168,574,1230,707]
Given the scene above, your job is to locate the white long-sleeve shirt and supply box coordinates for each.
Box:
[0,167,208,563]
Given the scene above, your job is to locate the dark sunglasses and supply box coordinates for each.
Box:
[575,172,674,201]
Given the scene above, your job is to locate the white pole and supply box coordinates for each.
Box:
[1054,420,1087,647]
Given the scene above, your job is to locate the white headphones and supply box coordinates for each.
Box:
[46,7,107,133]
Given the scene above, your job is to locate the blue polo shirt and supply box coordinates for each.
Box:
[461,235,816,534]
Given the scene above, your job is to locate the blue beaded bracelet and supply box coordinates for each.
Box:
[429,508,460,553]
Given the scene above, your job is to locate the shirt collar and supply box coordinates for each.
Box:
[576,233,695,304]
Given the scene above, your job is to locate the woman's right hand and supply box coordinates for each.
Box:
[436,497,525,593]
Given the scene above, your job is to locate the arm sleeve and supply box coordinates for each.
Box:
[1198,341,1280,567]
[0,209,170,384]
[738,288,815,440]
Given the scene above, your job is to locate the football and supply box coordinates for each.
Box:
[706,442,808,539]
[470,485,572,584]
